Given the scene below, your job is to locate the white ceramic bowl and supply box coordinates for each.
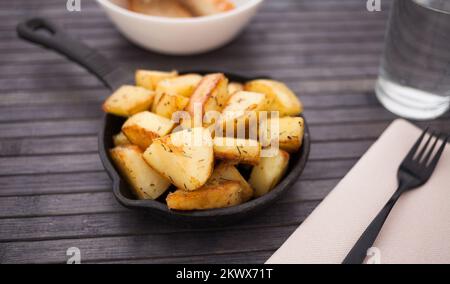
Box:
[96,0,263,55]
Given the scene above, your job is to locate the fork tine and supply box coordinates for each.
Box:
[405,127,428,162]
[422,133,441,165]
[427,135,448,170]
[416,131,436,162]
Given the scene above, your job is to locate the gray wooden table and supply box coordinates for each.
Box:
[1,0,449,264]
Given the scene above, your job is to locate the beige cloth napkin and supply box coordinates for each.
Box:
[267,119,450,264]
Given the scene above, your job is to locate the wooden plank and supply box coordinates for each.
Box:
[0,53,382,78]
[0,224,300,263]
[0,104,101,122]
[0,136,98,157]
[0,18,386,40]
[0,201,320,242]
[0,89,108,106]
[0,119,101,138]
[0,41,384,65]
[0,191,124,218]
[0,153,104,176]
[0,28,386,50]
[2,8,388,22]
[95,250,273,264]
[0,177,331,218]
[312,119,450,142]
[0,171,111,196]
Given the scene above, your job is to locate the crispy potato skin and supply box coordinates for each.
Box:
[245,79,303,116]
[135,69,178,90]
[110,145,170,200]
[213,137,261,165]
[113,132,131,147]
[207,162,253,202]
[152,74,202,114]
[102,85,154,117]
[278,117,304,153]
[154,93,190,119]
[156,74,202,97]
[143,128,214,191]
[122,111,175,150]
[227,82,244,95]
[249,150,290,197]
[166,181,243,210]
[184,73,229,126]
[260,116,305,153]
[218,91,269,137]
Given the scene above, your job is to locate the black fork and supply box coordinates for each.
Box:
[343,128,449,264]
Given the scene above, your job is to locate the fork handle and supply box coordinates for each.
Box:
[342,189,403,264]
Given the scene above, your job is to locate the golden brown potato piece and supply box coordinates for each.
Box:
[260,116,305,153]
[102,85,154,117]
[213,137,261,165]
[135,69,178,90]
[110,145,170,200]
[248,150,290,197]
[183,73,229,127]
[128,0,193,18]
[220,91,270,135]
[182,0,235,16]
[113,132,131,147]
[245,79,303,116]
[143,127,214,191]
[166,181,243,210]
[122,111,175,150]
[227,82,244,95]
[153,92,190,119]
[207,162,253,202]
[155,74,202,99]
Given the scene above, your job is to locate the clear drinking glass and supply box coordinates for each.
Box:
[376,0,450,120]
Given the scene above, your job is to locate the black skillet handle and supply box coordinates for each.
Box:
[17,17,130,90]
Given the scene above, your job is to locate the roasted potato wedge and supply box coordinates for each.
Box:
[183,73,229,127]
[260,116,305,153]
[113,132,131,147]
[207,162,253,202]
[155,74,202,98]
[248,149,290,197]
[227,82,244,95]
[213,137,261,165]
[135,69,178,90]
[166,181,243,210]
[245,79,303,116]
[102,85,155,117]
[152,74,202,114]
[143,127,214,191]
[220,91,270,135]
[122,111,175,150]
[153,92,190,119]
[110,145,170,200]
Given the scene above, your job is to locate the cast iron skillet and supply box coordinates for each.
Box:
[17,17,310,226]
